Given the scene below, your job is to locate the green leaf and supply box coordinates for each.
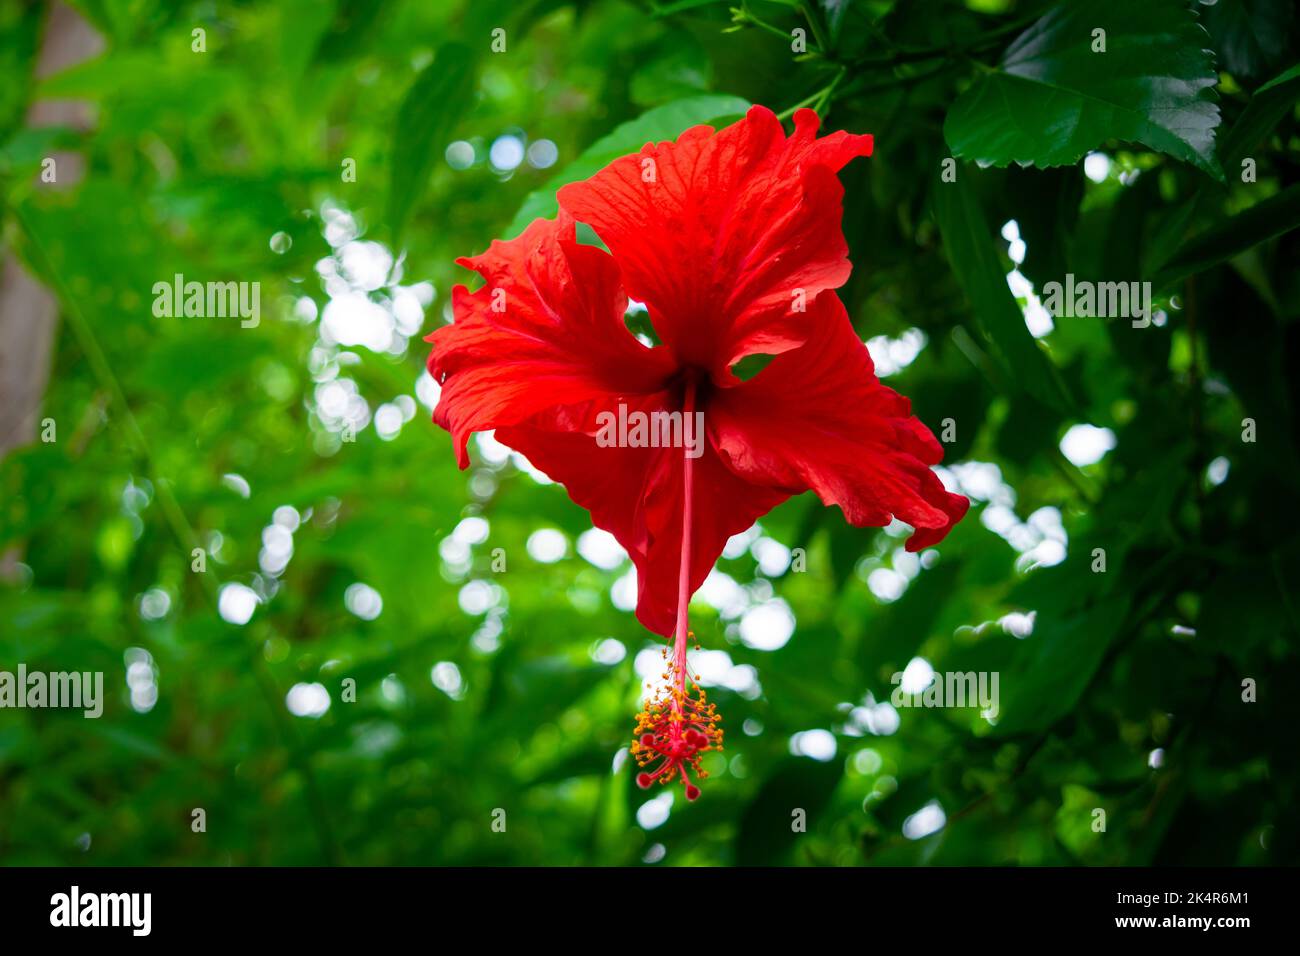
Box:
[0,0,41,143]
[1200,0,1294,81]
[932,173,1073,413]
[650,0,734,16]
[818,0,853,44]
[1153,184,1300,287]
[1256,62,1300,93]
[944,0,1223,180]
[994,596,1132,737]
[504,93,751,238]
[991,165,1084,291]
[387,43,477,249]
[1220,63,1300,170]
[1198,559,1295,670]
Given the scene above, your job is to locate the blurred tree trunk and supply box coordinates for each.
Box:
[0,2,101,582]
[0,1,100,462]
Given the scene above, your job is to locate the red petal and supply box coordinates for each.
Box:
[710,294,969,550]
[497,402,787,636]
[426,212,675,467]
[558,106,872,384]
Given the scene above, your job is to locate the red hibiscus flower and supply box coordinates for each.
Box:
[426,105,969,800]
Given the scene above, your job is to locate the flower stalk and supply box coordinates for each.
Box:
[631,376,723,800]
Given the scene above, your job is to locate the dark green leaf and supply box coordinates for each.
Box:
[1201,0,1294,81]
[1220,63,1300,170]
[945,0,1223,179]
[993,595,1132,736]
[932,172,1073,413]
[387,43,477,249]
[1153,184,1300,287]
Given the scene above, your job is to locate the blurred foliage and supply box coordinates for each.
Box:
[1,0,1298,866]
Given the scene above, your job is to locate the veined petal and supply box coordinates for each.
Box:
[427,212,675,467]
[558,106,872,384]
[710,294,969,550]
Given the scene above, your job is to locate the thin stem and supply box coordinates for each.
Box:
[811,67,847,116]
[735,1,811,49]
[1048,446,1100,506]
[777,66,845,121]
[842,59,959,99]
[798,0,832,57]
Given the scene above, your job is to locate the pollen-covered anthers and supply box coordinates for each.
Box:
[631,658,723,801]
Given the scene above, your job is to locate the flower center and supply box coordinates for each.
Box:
[671,365,711,413]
